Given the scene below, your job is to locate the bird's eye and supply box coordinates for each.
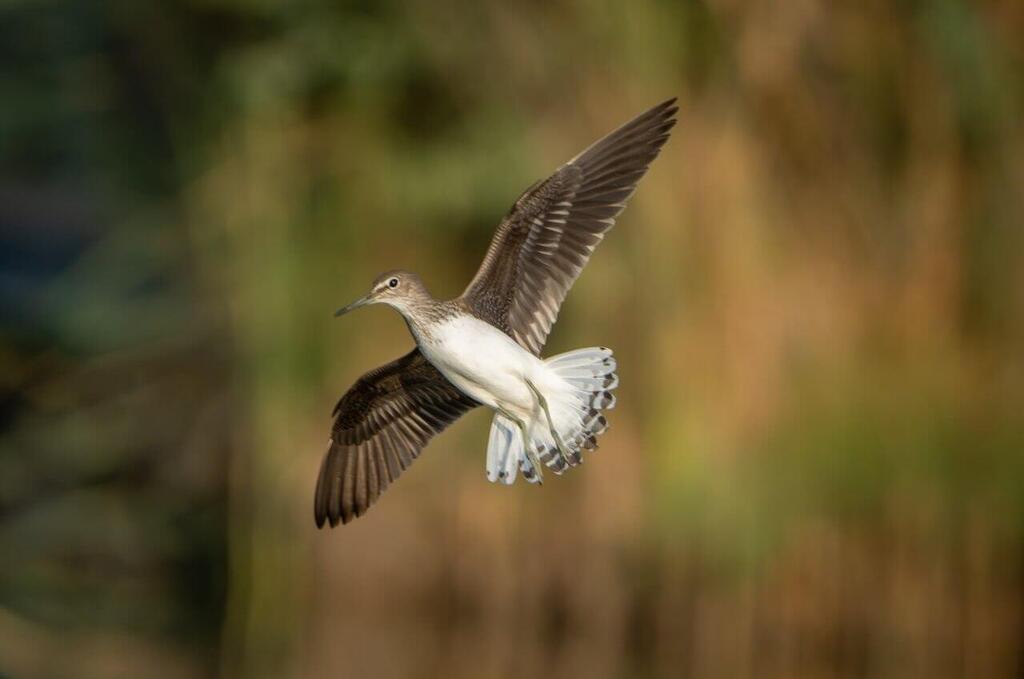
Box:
[388,278,399,288]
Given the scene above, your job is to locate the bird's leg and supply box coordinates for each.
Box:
[525,379,573,468]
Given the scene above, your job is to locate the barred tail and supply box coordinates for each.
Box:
[536,347,617,471]
[484,347,618,484]
[486,414,533,484]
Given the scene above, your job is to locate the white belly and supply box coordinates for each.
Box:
[417,315,542,419]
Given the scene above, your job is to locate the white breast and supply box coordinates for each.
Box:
[418,315,540,418]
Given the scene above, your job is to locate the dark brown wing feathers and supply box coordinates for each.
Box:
[462,98,677,354]
[317,99,675,527]
[315,349,477,527]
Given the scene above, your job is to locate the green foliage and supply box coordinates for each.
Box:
[1,0,1022,677]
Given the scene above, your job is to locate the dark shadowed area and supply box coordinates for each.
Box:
[1,1,1022,678]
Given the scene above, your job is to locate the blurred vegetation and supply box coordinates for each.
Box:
[1,0,1022,677]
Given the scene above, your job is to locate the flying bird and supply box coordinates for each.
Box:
[316,98,677,527]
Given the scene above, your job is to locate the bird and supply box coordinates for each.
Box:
[315,98,677,527]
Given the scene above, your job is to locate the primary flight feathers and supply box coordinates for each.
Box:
[464,97,678,354]
[316,98,677,527]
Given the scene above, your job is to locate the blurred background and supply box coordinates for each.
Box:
[2,0,1023,677]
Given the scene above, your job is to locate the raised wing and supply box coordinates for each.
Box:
[461,98,677,354]
[315,348,477,527]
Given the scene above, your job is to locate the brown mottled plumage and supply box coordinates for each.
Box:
[462,98,679,354]
[314,348,475,527]
[316,99,677,527]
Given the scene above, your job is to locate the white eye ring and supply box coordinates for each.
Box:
[387,278,399,288]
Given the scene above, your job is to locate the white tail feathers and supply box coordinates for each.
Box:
[485,347,618,484]
[486,414,526,484]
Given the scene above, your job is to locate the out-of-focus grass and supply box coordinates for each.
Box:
[1,1,1022,677]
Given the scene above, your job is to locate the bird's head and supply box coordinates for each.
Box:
[334,270,430,317]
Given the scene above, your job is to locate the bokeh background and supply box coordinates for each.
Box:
[2,1,1023,677]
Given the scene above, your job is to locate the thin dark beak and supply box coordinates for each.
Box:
[334,294,372,317]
